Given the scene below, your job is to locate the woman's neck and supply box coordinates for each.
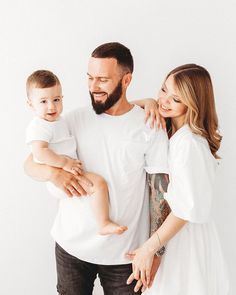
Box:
[171,118,185,136]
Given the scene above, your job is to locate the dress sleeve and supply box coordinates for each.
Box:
[26,118,52,144]
[144,128,169,174]
[165,136,215,223]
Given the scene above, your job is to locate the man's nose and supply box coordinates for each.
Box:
[90,80,100,92]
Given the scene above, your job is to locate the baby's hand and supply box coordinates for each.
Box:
[63,158,83,175]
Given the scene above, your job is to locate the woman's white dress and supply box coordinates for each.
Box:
[144,125,229,295]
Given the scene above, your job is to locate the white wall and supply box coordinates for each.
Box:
[0,0,235,294]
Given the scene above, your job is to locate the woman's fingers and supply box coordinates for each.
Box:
[140,270,147,287]
[146,269,151,286]
[134,268,140,281]
[126,272,135,285]
[134,279,143,293]
[161,116,167,130]
[144,109,150,123]
[127,273,144,293]
[149,110,155,129]
[141,285,147,292]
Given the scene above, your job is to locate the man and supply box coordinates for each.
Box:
[24,42,168,294]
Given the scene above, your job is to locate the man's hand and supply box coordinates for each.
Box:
[50,168,93,197]
[149,255,161,288]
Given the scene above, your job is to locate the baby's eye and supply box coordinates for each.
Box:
[40,100,47,104]
[54,98,61,102]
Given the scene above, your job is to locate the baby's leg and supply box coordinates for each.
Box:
[84,172,127,235]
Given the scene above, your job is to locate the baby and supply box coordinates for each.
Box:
[26,70,127,235]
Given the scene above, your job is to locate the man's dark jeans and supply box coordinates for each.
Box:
[55,243,142,295]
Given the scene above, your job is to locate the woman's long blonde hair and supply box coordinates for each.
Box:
[166,64,222,158]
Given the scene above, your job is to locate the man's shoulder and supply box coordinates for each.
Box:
[125,105,146,126]
[131,104,145,116]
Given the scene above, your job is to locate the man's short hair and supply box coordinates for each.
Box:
[91,42,134,74]
[26,70,60,98]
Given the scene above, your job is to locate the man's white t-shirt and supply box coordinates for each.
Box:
[51,105,168,265]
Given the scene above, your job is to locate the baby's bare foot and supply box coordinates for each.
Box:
[99,222,128,235]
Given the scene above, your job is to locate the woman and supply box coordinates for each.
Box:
[127,64,229,294]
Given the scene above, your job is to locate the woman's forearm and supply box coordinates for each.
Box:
[131,99,146,108]
[144,213,187,255]
[157,213,187,247]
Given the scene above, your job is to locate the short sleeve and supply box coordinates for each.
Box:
[144,128,169,174]
[165,137,216,223]
[26,118,52,144]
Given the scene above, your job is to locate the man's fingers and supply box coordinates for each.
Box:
[149,267,157,288]
[76,175,93,187]
[149,255,161,288]
[62,186,73,197]
[65,184,79,197]
[70,180,87,196]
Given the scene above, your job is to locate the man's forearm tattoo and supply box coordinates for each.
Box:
[147,173,171,235]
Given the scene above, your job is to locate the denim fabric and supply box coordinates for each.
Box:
[55,243,142,295]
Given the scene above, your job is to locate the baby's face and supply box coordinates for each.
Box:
[28,84,63,121]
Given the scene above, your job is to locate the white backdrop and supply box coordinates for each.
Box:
[0,0,235,294]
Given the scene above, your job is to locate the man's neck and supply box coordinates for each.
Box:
[105,96,134,116]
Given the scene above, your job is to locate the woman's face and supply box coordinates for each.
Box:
[158,75,187,122]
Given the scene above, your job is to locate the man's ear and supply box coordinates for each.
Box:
[122,73,132,89]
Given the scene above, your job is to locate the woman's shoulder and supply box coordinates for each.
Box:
[170,125,214,164]
[171,125,208,148]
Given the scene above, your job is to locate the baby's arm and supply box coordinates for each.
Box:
[31,140,82,175]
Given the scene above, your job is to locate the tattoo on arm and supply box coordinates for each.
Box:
[147,173,171,235]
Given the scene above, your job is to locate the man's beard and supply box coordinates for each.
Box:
[90,79,123,114]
